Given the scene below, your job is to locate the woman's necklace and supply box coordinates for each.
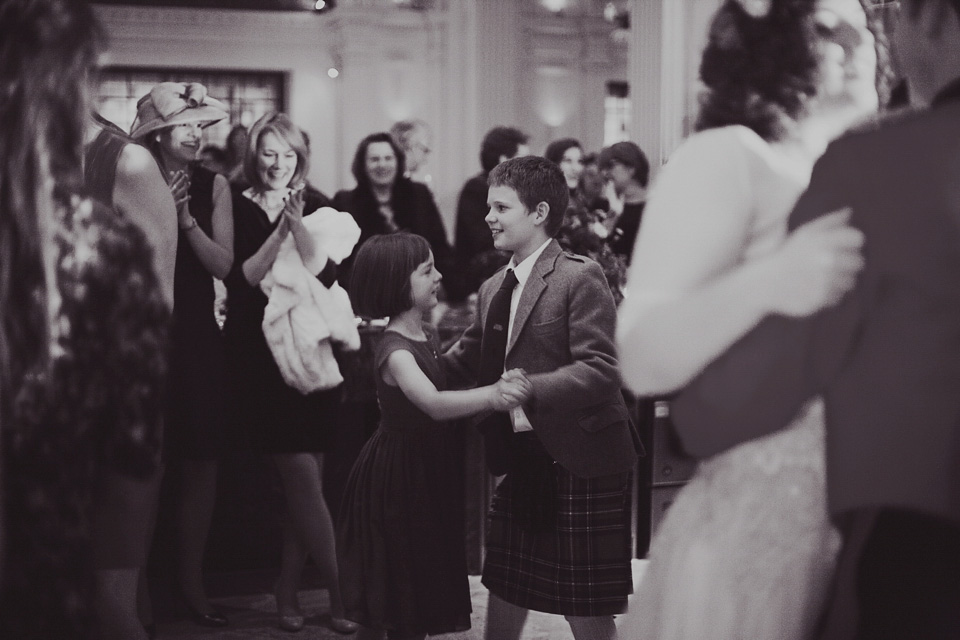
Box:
[247,188,289,222]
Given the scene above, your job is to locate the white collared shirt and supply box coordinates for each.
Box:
[505,238,552,432]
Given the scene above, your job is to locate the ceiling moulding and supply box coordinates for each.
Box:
[92,4,333,43]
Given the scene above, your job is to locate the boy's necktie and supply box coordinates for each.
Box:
[476,269,518,475]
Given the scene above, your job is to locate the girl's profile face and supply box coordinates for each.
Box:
[408,250,442,312]
[158,122,203,164]
[256,130,299,192]
[810,0,878,116]
[559,146,584,189]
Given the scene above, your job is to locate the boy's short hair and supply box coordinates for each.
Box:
[349,233,431,319]
[488,155,568,237]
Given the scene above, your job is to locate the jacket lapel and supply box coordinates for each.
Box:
[507,239,560,354]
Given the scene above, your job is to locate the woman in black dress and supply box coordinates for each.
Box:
[224,113,357,634]
[131,82,233,627]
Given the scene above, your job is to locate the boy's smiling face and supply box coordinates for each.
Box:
[486,184,549,264]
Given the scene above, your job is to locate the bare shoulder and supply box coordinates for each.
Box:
[116,142,159,176]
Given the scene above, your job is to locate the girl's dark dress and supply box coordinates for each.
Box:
[166,165,227,459]
[337,327,471,636]
[224,188,339,453]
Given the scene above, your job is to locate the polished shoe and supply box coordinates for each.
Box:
[186,605,229,628]
[328,617,360,634]
[278,613,305,633]
[180,595,229,628]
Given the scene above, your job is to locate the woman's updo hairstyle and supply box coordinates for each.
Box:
[696,0,821,141]
[697,0,892,140]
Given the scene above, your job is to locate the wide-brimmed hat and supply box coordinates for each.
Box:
[130,82,228,140]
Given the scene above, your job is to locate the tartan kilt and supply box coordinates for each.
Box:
[481,466,633,616]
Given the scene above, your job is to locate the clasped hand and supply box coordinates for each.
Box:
[492,368,532,412]
[168,169,191,218]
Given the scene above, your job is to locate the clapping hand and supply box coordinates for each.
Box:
[492,368,532,411]
[281,184,306,229]
[168,169,191,215]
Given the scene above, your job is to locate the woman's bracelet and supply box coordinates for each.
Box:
[180,216,198,231]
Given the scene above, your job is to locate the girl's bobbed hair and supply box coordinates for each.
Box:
[349,232,431,319]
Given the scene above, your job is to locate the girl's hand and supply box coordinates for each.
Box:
[765,208,865,317]
[169,170,191,216]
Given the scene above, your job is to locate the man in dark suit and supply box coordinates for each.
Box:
[671,2,960,637]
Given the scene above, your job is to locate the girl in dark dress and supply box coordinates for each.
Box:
[338,233,530,640]
[131,82,233,627]
[223,112,354,633]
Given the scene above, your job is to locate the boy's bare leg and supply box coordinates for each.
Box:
[484,593,528,640]
[566,615,618,640]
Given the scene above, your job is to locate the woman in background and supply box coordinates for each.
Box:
[224,112,357,634]
[616,0,887,637]
[132,82,233,628]
[333,132,461,301]
[544,138,585,202]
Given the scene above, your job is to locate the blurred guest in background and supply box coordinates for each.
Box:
[599,141,649,263]
[225,124,249,185]
[454,126,529,298]
[389,119,433,185]
[1,1,168,638]
[199,144,229,175]
[544,138,585,202]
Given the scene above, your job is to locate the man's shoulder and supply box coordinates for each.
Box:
[459,173,488,196]
[830,104,960,154]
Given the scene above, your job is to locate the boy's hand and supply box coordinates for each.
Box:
[492,368,532,410]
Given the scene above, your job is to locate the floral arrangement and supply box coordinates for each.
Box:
[556,197,627,306]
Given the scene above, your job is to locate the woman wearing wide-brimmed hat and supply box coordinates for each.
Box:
[132,81,234,629]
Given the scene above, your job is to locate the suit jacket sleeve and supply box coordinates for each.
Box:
[671,141,867,458]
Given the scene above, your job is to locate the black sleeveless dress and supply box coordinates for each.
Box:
[223,187,340,453]
[336,327,471,636]
[165,165,227,459]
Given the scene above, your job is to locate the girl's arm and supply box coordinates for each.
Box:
[180,173,234,279]
[616,129,863,397]
[385,350,528,421]
[241,214,289,286]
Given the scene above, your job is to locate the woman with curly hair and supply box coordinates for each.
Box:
[0,1,168,638]
[616,0,889,637]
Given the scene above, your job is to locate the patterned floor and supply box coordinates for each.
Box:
[155,561,647,639]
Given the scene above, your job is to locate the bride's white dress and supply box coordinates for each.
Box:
[618,126,842,640]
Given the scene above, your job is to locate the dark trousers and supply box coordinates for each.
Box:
[819,508,960,640]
